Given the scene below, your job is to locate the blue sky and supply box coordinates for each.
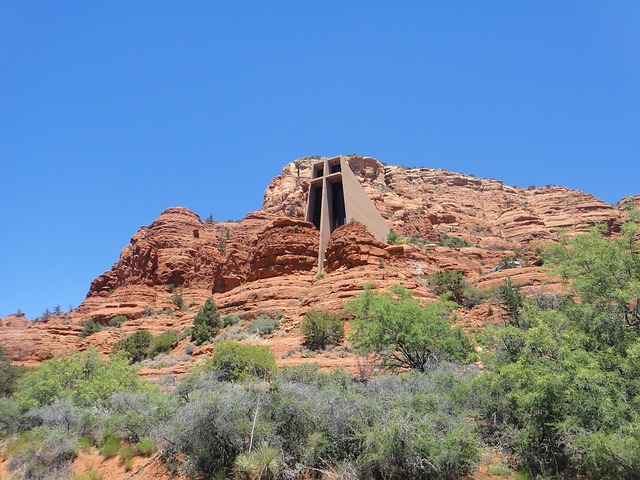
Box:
[1,2,639,319]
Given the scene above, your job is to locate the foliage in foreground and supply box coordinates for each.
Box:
[478,220,640,478]
[13,349,153,410]
[0,343,480,480]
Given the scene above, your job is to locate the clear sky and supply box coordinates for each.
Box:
[1,2,639,319]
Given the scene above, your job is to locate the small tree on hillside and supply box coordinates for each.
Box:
[301,310,344,350]
[347,284,468,371]
[113,330,153,363]
[191,298,220,345]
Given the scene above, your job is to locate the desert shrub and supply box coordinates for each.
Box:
[386,229,402,244]
[100,434,121,457]
[100,390,173,444]
[348,285,469,372]
[108,315,128,327]
[14,349,153,409]
[149,330,179,357]
[73,468,103,480]
[274,363,328,387]
[0,346,25,397]
[118,443,135,464]
[0,397,25,436]
[233,442,280,480]
[498,255,520,270]
[160,382,262,477]
[426,270,484,307]
[79,318,103,337]
[172,291,184,309]
[439,233,471,248]
[206,342,276,381]
[222,314,242,327]
[135,438,155,456]
[123,457,134,471]
[7,425,77,479]
[248,314,280,337]
[498,276,526,328]
[191,298,220,345]
[301,310,344,350]
[357,371,480,479]
[113,330,153,363]
[25,398,81,434]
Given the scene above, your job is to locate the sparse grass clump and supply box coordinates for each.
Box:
[100,435,121,458]
[135,438,155,456]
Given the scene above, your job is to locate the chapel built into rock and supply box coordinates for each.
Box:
[306,156,390,271]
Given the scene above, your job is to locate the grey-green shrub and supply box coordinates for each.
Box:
[248,314,280,337]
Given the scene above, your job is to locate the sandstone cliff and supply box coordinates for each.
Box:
[0,156,628,367]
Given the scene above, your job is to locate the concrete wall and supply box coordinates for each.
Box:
[306,156,390,272]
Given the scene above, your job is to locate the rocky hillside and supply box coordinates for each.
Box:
[0,156,628,367]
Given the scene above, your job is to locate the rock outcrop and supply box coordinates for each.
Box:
[1,155,631,366]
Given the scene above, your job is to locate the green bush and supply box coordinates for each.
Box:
[7,426,77,479]
[172,291,184,309]
[108,315,128,327]
[386,229,402,244]
[191,298,220,345]
[123,457,134,471]
[118,443,135,462]
[113,330,153,363]
[347,284,469,371]
[14,349,153,409]
[135,438,155,456]
[79,318,103,337]
[439,233,471,248]
[248,314,280,337]
[233,442,280,480]
[73,468,103,480]
[426,270,484,307]
[498,276,526,327]
[101,434,121,458]
[301,310,344,350]
[0,346,25,397]
[476,219,640,478]
[149,330,178,357]
[222,314,241,327]
[206,341,276,381]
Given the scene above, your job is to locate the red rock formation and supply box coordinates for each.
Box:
[0,156,631,365]
[324,222,388,272]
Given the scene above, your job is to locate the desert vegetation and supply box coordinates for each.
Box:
[2,216,640,479]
